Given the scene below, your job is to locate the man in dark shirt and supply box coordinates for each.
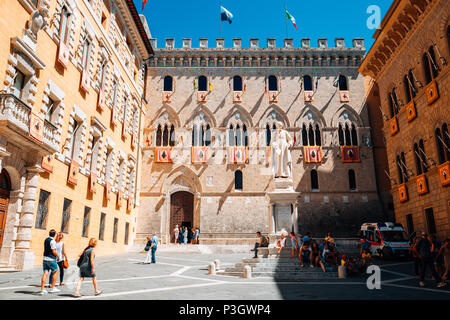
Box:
[414,232,446,288]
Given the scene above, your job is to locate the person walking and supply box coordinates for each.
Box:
[74,238,102,297]
[143,236,152,264]
[410,236,421,278]
[150,232,158,263]
[437,238,450,280]
[39,229,60,295]
[179,227,184,244]
[183,227,188,245]
[173,225,179,244]
[190,228,196,244]
[289,232,299,258]
[195,227,200,244]
[414,232,446,288]
[49,232,68,286]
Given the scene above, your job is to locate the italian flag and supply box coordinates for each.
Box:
[285,9,297,30]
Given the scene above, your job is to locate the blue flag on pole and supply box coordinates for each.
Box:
[220,6,233,24]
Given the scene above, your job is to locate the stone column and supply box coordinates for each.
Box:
[13,165,42,270]
[293,200,299,236]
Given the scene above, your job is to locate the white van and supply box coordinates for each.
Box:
[359,222,410,259]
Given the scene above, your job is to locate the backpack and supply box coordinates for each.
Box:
[261,235,269,247]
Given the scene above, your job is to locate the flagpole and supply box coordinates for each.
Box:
[285,1,288,38]
[219,2,222,38]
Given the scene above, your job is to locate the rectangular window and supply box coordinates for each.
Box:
[45,97,55,123]
[68,120,80,160]
[406,214,414,236]
[35,190,50,229]
[99,212,106,241]
[113,218,118,243]
[13,69,26,99]
[81,38,91,69]
[82,206,91,238]
[122,96,128,123]
[60,198,72,234]
[425,208,437,235]
[59,6,70,44]
[124,222,129,245]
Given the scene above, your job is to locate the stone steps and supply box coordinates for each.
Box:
[0,263,18,273]
[217,271,338,279]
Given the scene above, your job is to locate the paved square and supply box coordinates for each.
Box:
[0,250,449,300]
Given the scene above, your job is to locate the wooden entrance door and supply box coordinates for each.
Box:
[170,191,194,242]
[0,169,11,249]
[0,198,8,248]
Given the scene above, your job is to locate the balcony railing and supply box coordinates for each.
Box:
[0,92,59,153]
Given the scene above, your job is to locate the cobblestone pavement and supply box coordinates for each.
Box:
[0,251,449,300]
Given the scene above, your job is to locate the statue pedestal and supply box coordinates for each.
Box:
[266,178,300,237]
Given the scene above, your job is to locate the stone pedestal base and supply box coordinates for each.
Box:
[12,249,35,270]
[267,178,300,236]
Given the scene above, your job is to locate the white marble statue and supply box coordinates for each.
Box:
[271,121,293,178]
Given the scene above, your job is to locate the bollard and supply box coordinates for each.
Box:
[338,265,347,278]
[243,265,252,278]
[208,262,216,275]
[214,259,220,271]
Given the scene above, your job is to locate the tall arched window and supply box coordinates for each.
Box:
[338,74,348,91]
[403,71,417,103]
[266,124,271,146]
[397,152,409,183]
[308,124,315,146]
[344,124,351,146]
[162,124,169,146]
[163,75,173,91]
[229,124,235,147]
[302,124,308,146]
[235,170,243,190]
[396,155,404,184]
[198,75,207,91]
[351,124,358,146]
[388,89,400,118]
[435,124,450,164]
[311,170,319,190]
[233,75,243,91]
[423,46,439,85]
[338,124,345,146]
[268,75,278,91]
[156,124,162,146]
[348,169,356,190]
[315,124,321,146]
[303,75,313,91]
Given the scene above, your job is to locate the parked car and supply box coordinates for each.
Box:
[358,222,411,259]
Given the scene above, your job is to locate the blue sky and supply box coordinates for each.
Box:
[136,0,393,50]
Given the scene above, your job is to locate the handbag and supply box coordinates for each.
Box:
[63,258,69,269]
[144,245,150,252]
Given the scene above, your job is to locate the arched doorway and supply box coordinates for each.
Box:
[0,169,11,249]
[170,191,194,243]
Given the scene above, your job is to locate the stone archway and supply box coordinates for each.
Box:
[170,191,194,243]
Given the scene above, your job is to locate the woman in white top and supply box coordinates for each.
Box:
[174,225,179,244]
[54,232,67,285]
[276,232,287,255]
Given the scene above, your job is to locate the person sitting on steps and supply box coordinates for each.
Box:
[251,231,269,258]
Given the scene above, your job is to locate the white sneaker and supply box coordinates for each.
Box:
[49,287,61,293]
[38,290,48,295]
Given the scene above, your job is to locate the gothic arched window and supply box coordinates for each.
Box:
[198,75,207,91]
[233,75,243,91]
[338,74,348,91]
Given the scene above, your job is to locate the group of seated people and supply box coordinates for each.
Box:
[269,231,373,275]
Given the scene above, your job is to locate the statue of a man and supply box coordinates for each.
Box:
[271,121,293,178]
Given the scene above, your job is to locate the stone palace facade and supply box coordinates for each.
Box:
[137,37,391,245]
